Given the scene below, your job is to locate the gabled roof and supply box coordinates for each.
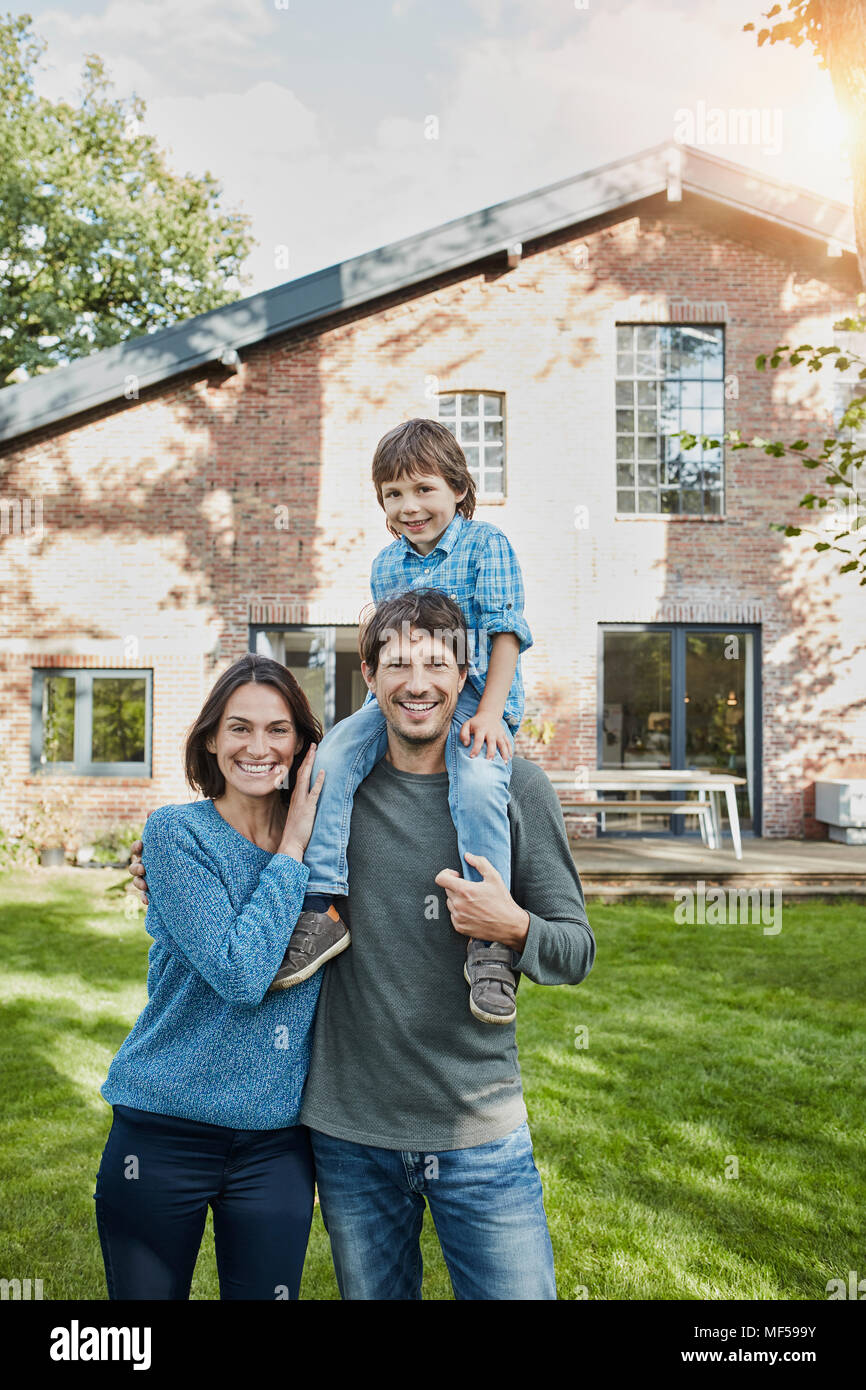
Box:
[0,141,855,446]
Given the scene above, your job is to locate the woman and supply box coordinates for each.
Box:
[94,653,326,1300]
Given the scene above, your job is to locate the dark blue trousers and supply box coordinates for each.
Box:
[93,1104,315,1300]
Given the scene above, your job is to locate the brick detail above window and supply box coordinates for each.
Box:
[249,602,364,626]
[655,602,762,623]
[614,295,729,322]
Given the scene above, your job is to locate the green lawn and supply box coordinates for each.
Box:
[0,867,863,1300]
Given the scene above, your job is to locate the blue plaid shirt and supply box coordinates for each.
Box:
[369,514,532,732]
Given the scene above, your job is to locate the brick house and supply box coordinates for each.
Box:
[1,141,864,847]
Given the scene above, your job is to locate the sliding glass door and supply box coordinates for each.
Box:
[599,624,760,834]
[684,631,753,825]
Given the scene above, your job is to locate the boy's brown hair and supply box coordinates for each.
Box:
[372,418,476,537]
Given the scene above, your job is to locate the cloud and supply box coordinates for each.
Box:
[34,0,278,95]
[150,82,322,176]
[24,0,854,299]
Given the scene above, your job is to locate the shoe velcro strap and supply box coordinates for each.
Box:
[470,968,516,987]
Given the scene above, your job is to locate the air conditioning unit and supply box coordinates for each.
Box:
[814,780,866,845]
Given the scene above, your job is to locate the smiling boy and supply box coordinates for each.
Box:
[268,418,533,1025]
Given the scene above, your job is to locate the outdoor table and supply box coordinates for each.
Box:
[546,769,748,860]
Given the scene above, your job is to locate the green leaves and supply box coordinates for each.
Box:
[0,15,255,385]
[740,316,866,579]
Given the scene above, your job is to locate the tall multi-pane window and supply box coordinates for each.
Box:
[438,392,505,498]
[833,329,866,447]
[615,325,725,516]
[828,329,866,534]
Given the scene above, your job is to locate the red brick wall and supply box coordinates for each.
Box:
[1,193,863,841]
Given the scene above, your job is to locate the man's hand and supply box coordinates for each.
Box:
[434,852,529,952]
[459,712,512,761]
[128,840,149,907]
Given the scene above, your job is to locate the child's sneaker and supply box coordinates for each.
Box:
[463,938,517,1024]
[268,905,350,990]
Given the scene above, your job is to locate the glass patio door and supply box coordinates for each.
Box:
[601,629,672,769]
[599,625,760,834]
[684,631,754,828]
[252,626,366,732]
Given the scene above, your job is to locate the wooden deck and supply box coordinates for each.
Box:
[568,836,866,899]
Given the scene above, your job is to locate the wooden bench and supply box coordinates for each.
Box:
[558,797,717,846]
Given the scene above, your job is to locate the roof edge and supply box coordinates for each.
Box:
[0,142,855,446]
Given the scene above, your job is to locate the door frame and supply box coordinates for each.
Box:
[596,622,762,836]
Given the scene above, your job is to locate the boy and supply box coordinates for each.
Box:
[269,417,532,1024]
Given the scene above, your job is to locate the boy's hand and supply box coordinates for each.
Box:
[460,712,512,761]
[128,840,149,907]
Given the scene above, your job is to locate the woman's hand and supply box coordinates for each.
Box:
[278,744,324,861]
[128,841,148,906]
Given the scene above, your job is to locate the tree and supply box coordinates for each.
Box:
[681,331,866,583]
[0,12,255,385]
[744,1,866,286]
[679,3,866,582]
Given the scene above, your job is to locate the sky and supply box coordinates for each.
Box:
[19,0,855,295]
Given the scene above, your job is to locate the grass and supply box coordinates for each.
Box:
[0,867,863,1300]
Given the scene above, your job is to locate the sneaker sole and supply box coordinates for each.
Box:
[269,930,351,990]
[463,962,517,1025]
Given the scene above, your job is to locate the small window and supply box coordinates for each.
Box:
[30,669,152,776]
[615,325,725,516]
[438,392,505,498]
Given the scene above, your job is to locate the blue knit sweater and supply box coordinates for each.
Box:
[100,799,320,1130]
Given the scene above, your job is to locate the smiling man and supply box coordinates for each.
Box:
[299,588,596,1300]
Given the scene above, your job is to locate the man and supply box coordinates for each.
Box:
[130,590,595,1299]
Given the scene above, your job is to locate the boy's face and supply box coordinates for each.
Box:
[380,469,467,555]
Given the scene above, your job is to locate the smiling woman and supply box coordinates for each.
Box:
[93,653,332,1301]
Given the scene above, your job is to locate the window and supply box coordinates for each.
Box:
[251,627,366,732]
[615,325,725,516]
[827,329,866,534]
[30,669,152,776]
[599,624,759,832]
[833,329,866,447]
[438,392,505,498]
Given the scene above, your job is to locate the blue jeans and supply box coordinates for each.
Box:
[310,1122,557,1300]
[304,685,514,896]
[93,1105,315,1300]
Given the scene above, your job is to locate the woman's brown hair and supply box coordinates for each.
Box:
[184,654,323,805]
[372,418,477,538]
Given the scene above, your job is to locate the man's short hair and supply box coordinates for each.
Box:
[359,589,470,677]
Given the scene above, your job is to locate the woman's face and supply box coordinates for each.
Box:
[206,682,303,800]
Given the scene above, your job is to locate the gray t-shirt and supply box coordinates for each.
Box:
[299,754,595,1150]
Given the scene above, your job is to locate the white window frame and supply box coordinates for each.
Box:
[437,391,506,500]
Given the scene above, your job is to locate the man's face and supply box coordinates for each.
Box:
[363,624,467,747]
